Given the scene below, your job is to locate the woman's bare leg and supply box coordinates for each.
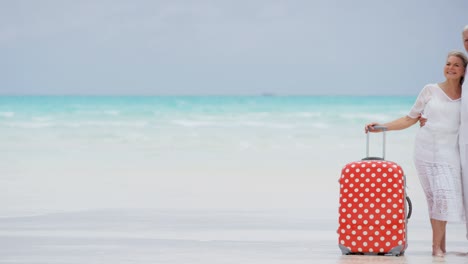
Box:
[441,232,446,253]
[430,219,447,257]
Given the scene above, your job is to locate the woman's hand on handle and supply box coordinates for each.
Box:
[365,122,381,133]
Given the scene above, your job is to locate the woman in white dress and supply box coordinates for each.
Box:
[365,51,468,257]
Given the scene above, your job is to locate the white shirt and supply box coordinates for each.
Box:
[460,75,468,145]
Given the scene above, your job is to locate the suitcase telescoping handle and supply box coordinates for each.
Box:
[364,125,387,160]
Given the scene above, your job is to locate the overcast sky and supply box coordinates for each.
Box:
[0,0,467,95]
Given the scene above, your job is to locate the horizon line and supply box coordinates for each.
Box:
[0,93,417,97]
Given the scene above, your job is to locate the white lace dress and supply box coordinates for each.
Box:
[408,83,464,222]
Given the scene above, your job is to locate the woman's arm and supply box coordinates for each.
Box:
[365,115,419,133]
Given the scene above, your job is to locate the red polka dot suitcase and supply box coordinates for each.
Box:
[338,126,412,256]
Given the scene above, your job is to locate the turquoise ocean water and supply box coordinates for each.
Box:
[0,95,422,215]
[0,95,416,151]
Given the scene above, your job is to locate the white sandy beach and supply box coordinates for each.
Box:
[1,209,468,264]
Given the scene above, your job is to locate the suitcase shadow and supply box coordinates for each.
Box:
[338,255,407,264]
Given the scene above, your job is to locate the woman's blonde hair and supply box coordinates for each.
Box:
[447,50,468,85]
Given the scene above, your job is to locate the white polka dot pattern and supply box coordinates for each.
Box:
[338,160,407,254]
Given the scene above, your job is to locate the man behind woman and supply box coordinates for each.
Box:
[365,48,468,257]
[458,24,468,244]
